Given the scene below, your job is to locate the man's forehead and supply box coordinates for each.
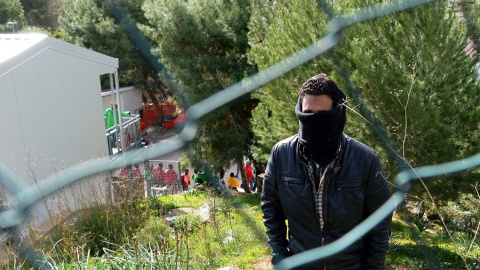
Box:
[302,94,333,113]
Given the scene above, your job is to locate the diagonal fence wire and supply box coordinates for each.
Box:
[2,0,478,268]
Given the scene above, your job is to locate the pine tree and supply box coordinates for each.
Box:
[247,0,376,164]
[248,0,480,204]
[339,0,480,203]
[0,0,26,33]
[142,0,256,191]
[20,0,61,32]
[58,0,163,102]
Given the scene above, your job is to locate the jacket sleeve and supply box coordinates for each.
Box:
[261,145,290,265]
[364,153,393,269]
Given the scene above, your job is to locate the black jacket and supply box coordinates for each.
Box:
[261,134,392,269]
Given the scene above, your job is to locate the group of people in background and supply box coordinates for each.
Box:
[177,158,265,193]
[116,157,265,194]
[118,163,179,187]
[117,164,142,178]
[152,163,179,187]
[152,165,207,192]
[224,158,265,193]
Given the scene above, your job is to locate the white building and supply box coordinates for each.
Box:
[0,33,121,233]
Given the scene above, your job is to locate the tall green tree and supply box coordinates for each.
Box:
[142,0,256,191]
[247,0,377,164]
[59,0,163,102]
[0,0,26,33]
[248,0,480,204]
[20,0,61,32]
[338,0,480,204]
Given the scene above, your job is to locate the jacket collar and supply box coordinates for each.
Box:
[297,133,345,171]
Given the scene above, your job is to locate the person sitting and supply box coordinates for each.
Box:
[226,172,240,191]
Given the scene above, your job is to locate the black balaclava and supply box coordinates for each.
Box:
[295,89,347,166]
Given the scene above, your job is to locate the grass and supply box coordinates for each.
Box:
[143,189,210,216]
[32,189,270,269]
[169,191,270,269]
[4,189,480,269]
[386,218,480,269]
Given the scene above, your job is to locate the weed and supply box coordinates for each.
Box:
[413,216,434,234]
[40,197,148,260]
[135,215,174,248]
[40,241,182,269]
[170,214,201,234]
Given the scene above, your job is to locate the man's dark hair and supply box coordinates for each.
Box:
[299,73,341,104]
[230,172,234,177]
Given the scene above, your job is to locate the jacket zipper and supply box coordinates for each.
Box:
[302,154,328,269]
[323,165,339,270]
[322,171,329,270]
[307,164,322,241]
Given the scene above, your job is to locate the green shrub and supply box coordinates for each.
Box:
[136,216,174,248]
[44,198,148,260]
[439,194,480,236]
[170,214,201,234]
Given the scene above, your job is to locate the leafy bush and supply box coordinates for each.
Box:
[136,216,174,248]
[170,214,201,234]
[440,193,480,237]
[44,198,148,259]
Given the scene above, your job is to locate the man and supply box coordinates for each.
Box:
[104,104,130,150]
[153,163,165,187]
[261,74,392,269]
[245,159,254,191]
[132,164,142,178]
[181,169,191,191]
[253,162,265,192]
[164,164,179,186]
[104,103,130,129]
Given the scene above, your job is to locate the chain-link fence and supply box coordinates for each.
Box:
[3,0,480,269]
[107,159,182,202]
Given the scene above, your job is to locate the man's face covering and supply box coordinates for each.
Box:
[295,90,347,164]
